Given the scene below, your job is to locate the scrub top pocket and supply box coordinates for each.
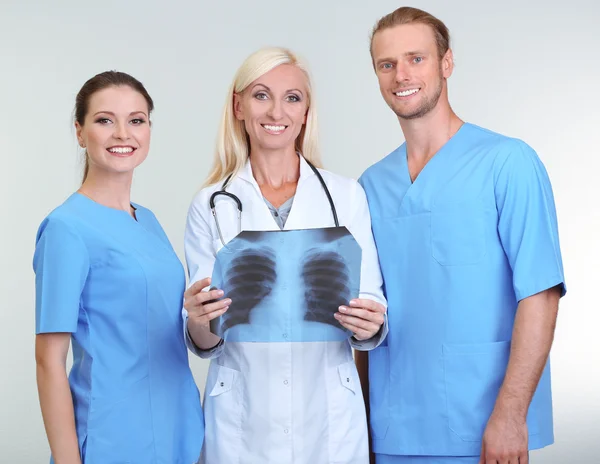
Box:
[430,203,487,266]
[202,363,243,463]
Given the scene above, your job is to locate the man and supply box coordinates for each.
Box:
[355,7,566,464]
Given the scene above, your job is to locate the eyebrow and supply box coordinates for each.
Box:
[376,51,427,64]
[93,111,148,117]
[251,83,304,95]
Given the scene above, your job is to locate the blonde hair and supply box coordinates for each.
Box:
[204,47,322,187]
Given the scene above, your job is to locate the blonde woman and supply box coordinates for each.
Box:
[182,47,387,463]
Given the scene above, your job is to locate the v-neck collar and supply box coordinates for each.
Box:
[404,122,468,186]
[395,122,470,214]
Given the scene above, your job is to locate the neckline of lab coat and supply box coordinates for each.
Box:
[229,154,334,232]
[235,152,316,195]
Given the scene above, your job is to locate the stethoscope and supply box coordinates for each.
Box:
[210,159,339,247]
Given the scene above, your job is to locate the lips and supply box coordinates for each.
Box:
[106,146,136,156]
[261,124,288,135]
[394,88,420,97]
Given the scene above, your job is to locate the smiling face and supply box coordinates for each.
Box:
[372,23,453,120]
[233,64,309,154]
[76,85,151,177]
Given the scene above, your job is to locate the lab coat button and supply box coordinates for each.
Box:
[220,382,224,387]
[284,429,289,434]
[284,380,289,385]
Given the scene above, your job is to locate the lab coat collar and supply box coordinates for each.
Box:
[237,153,315,190]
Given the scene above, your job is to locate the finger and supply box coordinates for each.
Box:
[200,306,229,323]
[194,288,225,306]
[338,306,385,325]
[335,313,380,332]
[185,289,225,311]
[484,451,499,464]
[185,277,211,298]
[519,452,529,464]
[335,318,377,340]
[199,298,232,315]
[348,298,386,313]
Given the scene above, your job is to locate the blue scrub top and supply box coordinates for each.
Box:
[34,193,203,464]
[359,123,565,456]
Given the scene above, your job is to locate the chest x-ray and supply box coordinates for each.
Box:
[210,227,362,342]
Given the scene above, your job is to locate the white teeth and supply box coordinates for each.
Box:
[395,88,419,97]
[263,125,286,131]
[108,147,134,154]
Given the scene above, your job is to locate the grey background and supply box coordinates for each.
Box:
[1,0,598,462]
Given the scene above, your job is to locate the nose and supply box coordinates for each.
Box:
[394,62,410,83]
[113,121,130,140]
[266,99,283,120]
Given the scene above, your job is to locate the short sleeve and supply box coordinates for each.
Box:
[33,218,90,334]
[494,141,566,301]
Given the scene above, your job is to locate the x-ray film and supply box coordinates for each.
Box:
[209,227,362,342]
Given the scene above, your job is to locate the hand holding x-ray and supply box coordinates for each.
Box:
[336,298,386,340]
[184,277,231,329]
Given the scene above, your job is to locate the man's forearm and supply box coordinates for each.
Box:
[494,286,561,417]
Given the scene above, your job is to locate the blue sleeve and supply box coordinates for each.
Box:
[33,218,90,334]
[494,141,566,301]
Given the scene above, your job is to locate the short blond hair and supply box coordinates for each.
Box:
[370,7,451,60]
[204,47,321,187]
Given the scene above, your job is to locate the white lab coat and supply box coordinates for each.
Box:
[184,155,387,464]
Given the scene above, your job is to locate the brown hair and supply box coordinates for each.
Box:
[75,71,154,182]
[370,7,451,60]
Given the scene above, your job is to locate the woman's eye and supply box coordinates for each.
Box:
[131,118,146,125]
[96,118,111,124]
[413,56,423,63]
[287,94,300,102]
[255,92,268,100]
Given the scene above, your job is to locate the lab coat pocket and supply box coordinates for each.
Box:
[430,203,486,266]
[443,341,511,442]
[368,346,390,440]
[338,360,357,394]
[202,363,243,462]
[328,360,369,461]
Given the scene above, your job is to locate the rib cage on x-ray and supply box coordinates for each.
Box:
[210,227,362,342]
[302,250,352,327]
[221,247,276,331]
